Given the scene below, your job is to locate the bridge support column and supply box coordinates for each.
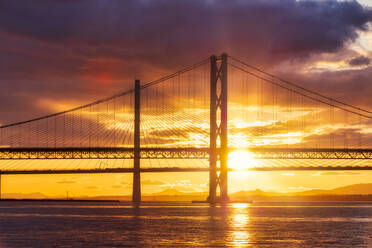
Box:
[208,53,229,203]
[132,79,141,203]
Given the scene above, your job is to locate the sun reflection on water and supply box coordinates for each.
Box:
[230,203,251,247]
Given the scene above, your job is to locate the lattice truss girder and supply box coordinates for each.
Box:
[0,148,372,160]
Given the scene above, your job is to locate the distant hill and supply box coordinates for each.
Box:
[77,184,372,202]
[299,183,372,196]
[230,183,372,197]
[229,183,372,202]
[3,183,372,202]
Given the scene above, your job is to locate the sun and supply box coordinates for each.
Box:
[228,150,258,170]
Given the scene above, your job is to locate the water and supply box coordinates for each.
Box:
[0,201,372,247]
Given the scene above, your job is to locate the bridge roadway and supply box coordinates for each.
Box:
[0,147,372,174]
[1,166,372,175]
[0,147,371,160]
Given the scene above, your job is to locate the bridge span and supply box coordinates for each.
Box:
[0,147,372,160]
[1,53,372,202]
[2,166,372,175]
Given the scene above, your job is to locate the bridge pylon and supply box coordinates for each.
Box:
[132,79,141,203]
[208,53,229,203]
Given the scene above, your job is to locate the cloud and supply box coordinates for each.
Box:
[312,171,362,176]
[120,181,131,186]
[282,173,295,176]
[159,179,206,192]
[56,180,76,184]
[141,179,166,185]
[0,0,371,123]
[112,185,123,189]
[349,55,371,66]
[288,186,316,191]
[113,183,132,189]
[1,0,371,63]
[85,186,98,189]
[120,179,167,186]
[119,179,166,187]
[303,127,372,148]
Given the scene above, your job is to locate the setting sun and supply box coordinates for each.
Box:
[228,150,259,170]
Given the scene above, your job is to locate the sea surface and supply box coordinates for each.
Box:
[0,201,372,247]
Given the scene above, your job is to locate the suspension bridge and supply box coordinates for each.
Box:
[1,53,372,203]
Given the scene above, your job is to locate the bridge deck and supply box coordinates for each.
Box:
[1,166,372,175]
[0,147,372,160]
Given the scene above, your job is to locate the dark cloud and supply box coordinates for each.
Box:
[1,0,370,64]
[349,55,371,66]
[0,0,371,125]
[303,127,372,148]
[300,66,372,108]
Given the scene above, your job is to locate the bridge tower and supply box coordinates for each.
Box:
[208,53,229,203]
[132,79,141,203]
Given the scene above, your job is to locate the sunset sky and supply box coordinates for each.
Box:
[1,0,372,197]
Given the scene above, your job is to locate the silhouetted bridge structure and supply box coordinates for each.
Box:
[1,53,372,202]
